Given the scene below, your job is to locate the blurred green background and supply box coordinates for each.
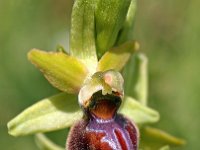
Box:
[0,0,199,149]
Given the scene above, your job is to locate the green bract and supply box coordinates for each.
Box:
[123,52,148,105]
[70,0,98,74]
[95,0,132,57]
[117,0,137,44]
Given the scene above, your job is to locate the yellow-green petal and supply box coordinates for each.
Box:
[97,41,139,72]
[119,96,160,125]
[7,93,82,136]
[28,49,88,93]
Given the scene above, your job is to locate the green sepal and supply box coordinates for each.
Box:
[97,41,139,72]
[95,0,131,57]
[119,96,160,125]
[70,0,98,74]
[28,49,88,93]
[35,133,65,150]
[140,126,186,149]
[123,52,148,105]
[7,93,82,136]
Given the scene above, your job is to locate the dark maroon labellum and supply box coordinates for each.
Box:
[67,92,139,150]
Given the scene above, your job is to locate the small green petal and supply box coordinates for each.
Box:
[28,49,88,93]
[35,133,65,150]
[140,126,186,149]
[95,0,131,57]
[70,0,98,74]
[119,96,160,124]
[97,41,139,72]
[7,93,82,136]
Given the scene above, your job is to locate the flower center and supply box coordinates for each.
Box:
[87,91,121,120]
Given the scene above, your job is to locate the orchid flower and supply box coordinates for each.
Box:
[7,0,185,149]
